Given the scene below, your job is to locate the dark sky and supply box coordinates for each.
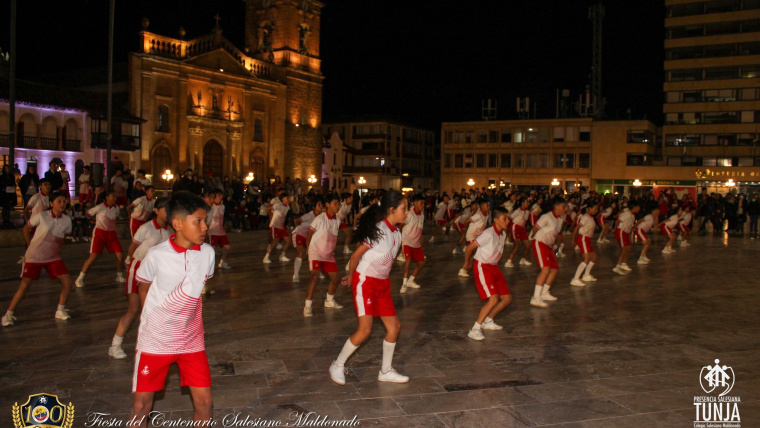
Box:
[2,0,664,129]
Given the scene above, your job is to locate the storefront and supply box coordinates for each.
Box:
[595,179,698,200]
[695,167,760,195]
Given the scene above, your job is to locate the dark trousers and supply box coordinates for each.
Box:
[750,215,759,234]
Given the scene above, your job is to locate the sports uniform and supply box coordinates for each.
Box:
[129,196,155,237]
[88,202,122,254]
[269,198,290,239]
[353,219,401,318]
[208,203,229,247]
[678,212,692,233]
[126,219,170,295]
[453,206,474,232]
[576,213,596,254]
[661,214,679,236]
[434,201,448,226]
[615,208,634,247]
[308,212,340,273]
[473,225,510,300]
[337,201,352,230]
[21,210,72,280]
[465,209,489,243]
[532,212,562,270]
[401,209,425,262]
[636,214,655,243]
[509,207,529,241]
[293,211,316,248]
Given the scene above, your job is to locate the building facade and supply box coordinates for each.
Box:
[321,131,354,192]
[131,0,324,188]
[321,120,438,192]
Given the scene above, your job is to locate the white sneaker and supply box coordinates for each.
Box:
[396,253,405,262]
[221,260,233,269]
[400,285,408,294]
[75,277,85,288]
[115,273,126,283]
[530,296,548,308]
[83,237,90,242]
[292,275,299,282]
[481,319,503,330]
[16,256,24,265]
[279,254,291,262]
[329,361,347,385]
[429,236,435,243]
[276,243,283,250]
[681,241,690,247]
[662,247,673,254]
[519,258,532,266]
[2,313,16,326]
[452,247,458,254]
[343,247,352,254]
[504,259,515,268]
[556,252,566,258]
[124,256,132,266]
[55,309,71,321]
[324,300,343,309]
[603,238,610,243]
[378,368,409,383]
[108,345,127,359]
[620,263,632,272]
[344,263,350,272]
[541,291,558,301]
[468,328,485,340]
[612,266,626,275]
[677,235,682,241]
[303,306,313,317]
[570,278,586,287]
[642,255,651,262]
[263,255,272,264]
[406,279,421,289]
[637,258,649,265]
[581,275,597,282]
[597,239,603,244]
[458,268,469,277]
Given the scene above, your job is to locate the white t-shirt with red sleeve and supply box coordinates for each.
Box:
[27,192,50,218]
[131,196,155,221]
[663,214,680,229]
[473,225,506,265]
[269,199,290,229]
[534,212,562,247]
[401,209,424,248]
[434,202,447,220]
[135,236,215,355]
[336,201,352,222]
[25,210,72,263]
[617,208,635,234]
[510,207,529,227]
[638,214,655,233]
[132,219,171,261]
[294,212,317,238]
[208,203,225,236]
[466,210,489,242]
[356,219,401,280]
[88,203,119,231]
[578,213,595,238]
[308,212,340,263]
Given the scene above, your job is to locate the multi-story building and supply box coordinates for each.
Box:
[321,120,438,191]
[321,130,354,192]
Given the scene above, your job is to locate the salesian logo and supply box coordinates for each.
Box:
[700,359,735,396]
[12,393,74,428]
[141,365,150,375]
[694,359,741,426]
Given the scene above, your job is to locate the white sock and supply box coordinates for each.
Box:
[335,338,360,366]
[57,304,65,311]
[5,310,13,316]
[409,275,415,283]
[542,284,551,295]
[381,340,396,373]
[558,243,565,252]
[473,321,481,330]
[533,284,543,299]
[403,277,408,285]
[77,272,86,280]
[574,262,587,280]
[305,299,312,307]
[112,335,123,347]
[293,257,302,275]
[326,293,335,302]
[584,262,594,277]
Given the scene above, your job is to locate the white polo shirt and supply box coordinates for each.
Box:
[208,203,225,236]
[617,208,635,234]
[466,210,489,242]
[401,209,424,248]
[434,202,447,220]
[638,214,655,233]
[578,213,595,238]
[510,207,529,227]
[269,199,290,229]
[130,196,155,221]
[534,212,562,247]
[447,199,458,212]
[600,207,612,219]
[474,225,506,265]
[132,219,171,261]
[88,203,119,231]
[356,219,401,279]
[25,210,72,263]
[663,214,680,229]
[294,211,317,238]
[337,201,352,222]
[308,212,340,263]
[455,206,475,225]
[135,236,215,355]
[27,192,50,218]
[679,212,692,226]
[530,203,542,217]
[504,200,515,214]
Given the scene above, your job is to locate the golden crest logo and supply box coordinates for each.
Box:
[11,393,74,428]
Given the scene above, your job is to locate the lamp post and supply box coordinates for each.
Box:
[358,176,366,195]
[161,169,174,196]
[726,178,736,189]
[467,178,475,187]
[308,174,317,190]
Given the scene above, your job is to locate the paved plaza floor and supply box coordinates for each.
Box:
[1,227,758,427]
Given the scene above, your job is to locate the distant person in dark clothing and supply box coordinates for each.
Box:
[1,165,18,226]
[748,194,760,238]
[18,165,40,207]
[172,169,193,193]
[44,161,63,191]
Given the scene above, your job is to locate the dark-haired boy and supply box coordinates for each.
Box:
[400,194,426,293]
[263,192,291,263]
[130,191,215,427]
[613,202,640,275]
[24,178,52,222]
[75,191,125,287]
[304,193,342,317]
[429,194,450,243]
[127,185,156,238]
[292,196,324,282]
[463,207,512,340]
[530,198,567,308]
[458,199,490,277]
[3,191,73,326]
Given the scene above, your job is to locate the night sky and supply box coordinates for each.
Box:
[1,0,664,129]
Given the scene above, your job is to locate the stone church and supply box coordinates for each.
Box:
[130,0,323,186]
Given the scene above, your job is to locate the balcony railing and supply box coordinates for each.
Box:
[91,133,141,151]
[63,139,82,152]
[40,137,57,151]
[0,134,8,147]
[19,136,36,148]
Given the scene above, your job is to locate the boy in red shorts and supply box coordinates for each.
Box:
[208,190,232,270]
[463,207,512,341]
[612,201,640,275]
[337,193,354,254]
[263,192,291,263]
[530,197,567,308]
[505,198,532,267]
[304,193,343,317]
[2,192,74,326]
[130,191,215,427]
[429,193,450,243]
[292,196,324,282]
[75,191,125,287]
[127,185,156,238]
[400,194,426,293]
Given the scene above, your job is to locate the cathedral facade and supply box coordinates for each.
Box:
[129,0,324,187]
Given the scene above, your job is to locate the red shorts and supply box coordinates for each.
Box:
[352,271,396,317]
[529,214,538,227]
[79,191,92,203]
[615,229,631,247]
[270,227,289,240]
[447,209,455,220]
[576,236,595,254]
[596,214,606,227]
[130,218,145,237]
[339,222,349,230]
[436,219,448,226]
[660,224,673,237]
[636,228,648,243]
[532,241,559,270]
[90,228,123,254]
[511,224,528,241]
[292,233,307,247]
[403,245,425,262]
[20,259,68,280]
[678,224,690,233]
[116,195,128,206]
[210,234,230,247]
[310,260,338,273]
[454,222,466,232]
[132,350,211,393]
[473,261,510,300]
[126,259,142,295]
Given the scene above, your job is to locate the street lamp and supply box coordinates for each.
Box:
[551,178,560,186]
[308,174,317,190]
[726,178,736,188]
[633,179,642,187]
[161,169,174,196]
[467,178,475,187]
[358,176,366,194]
[245,172,254,183]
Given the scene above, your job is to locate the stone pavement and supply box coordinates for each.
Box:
[1,227,758,427]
